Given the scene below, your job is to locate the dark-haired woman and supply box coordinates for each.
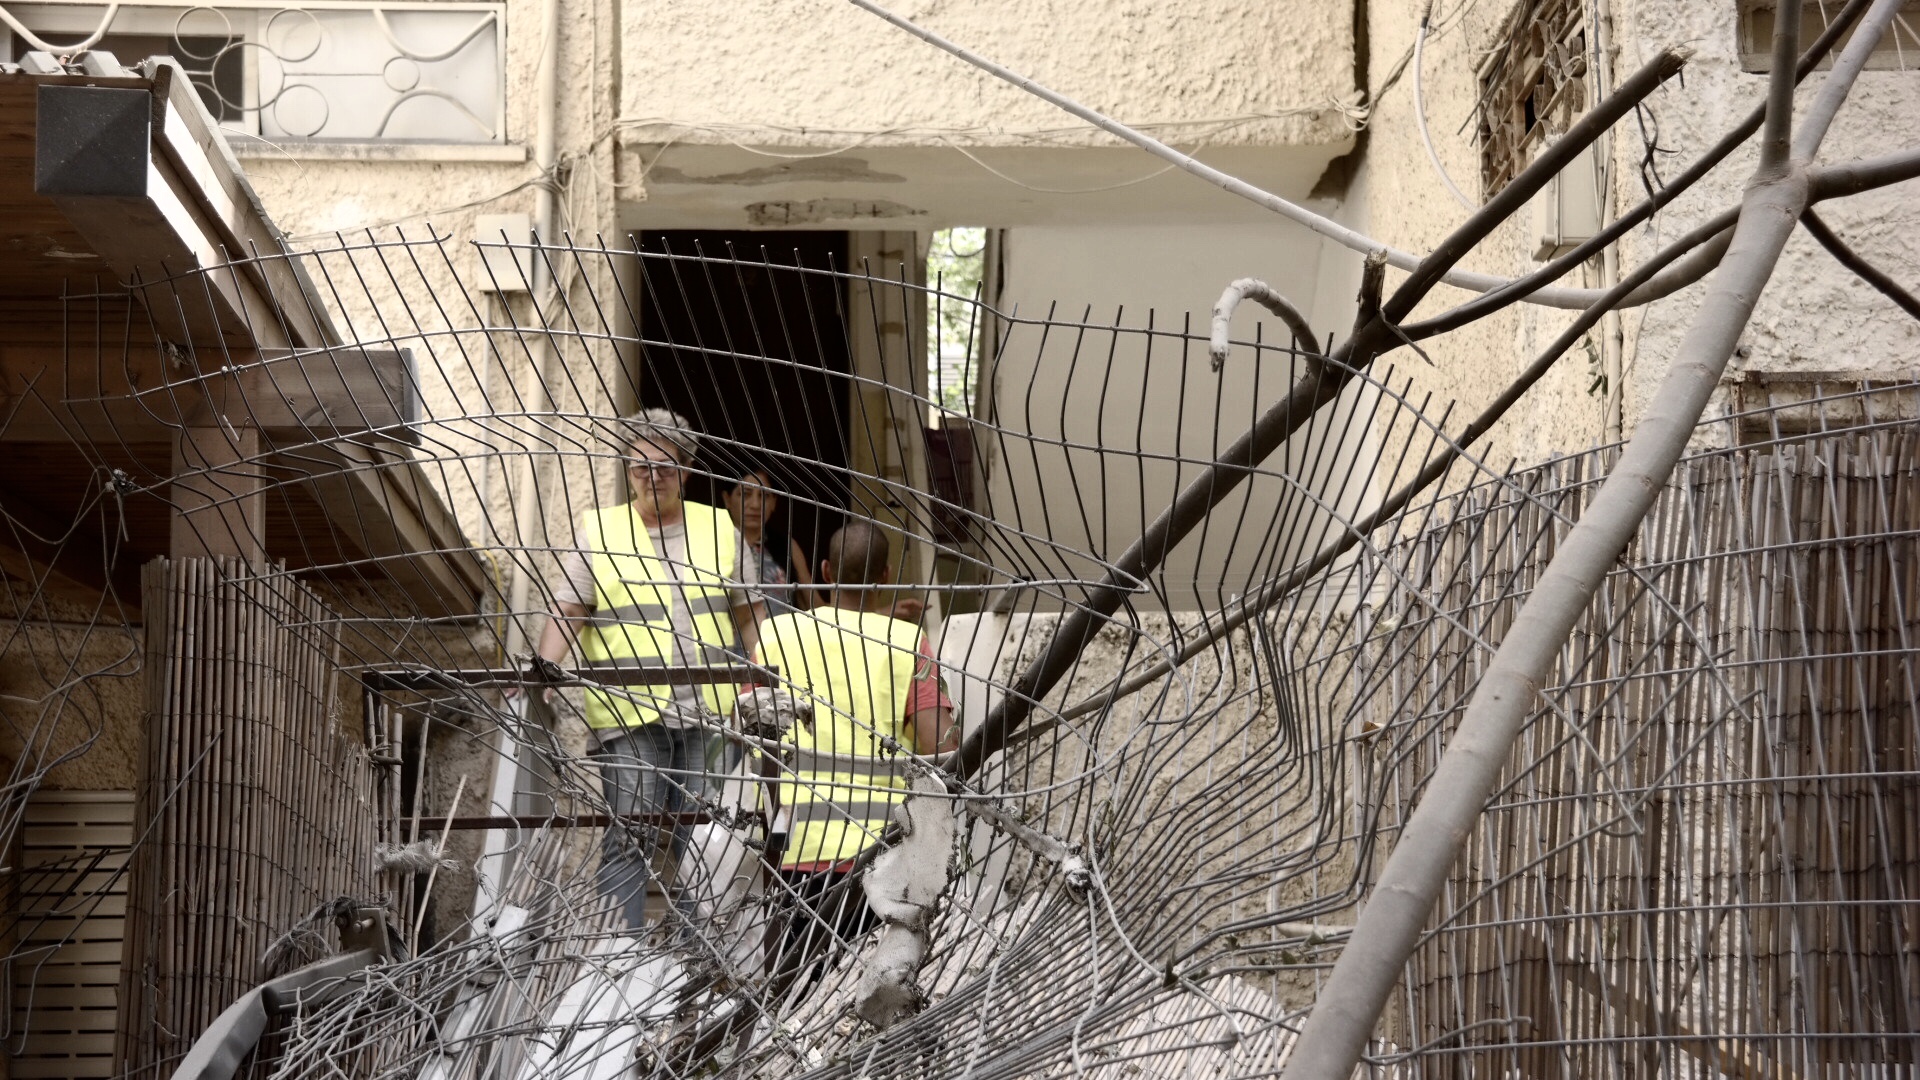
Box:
[724,468,814,618]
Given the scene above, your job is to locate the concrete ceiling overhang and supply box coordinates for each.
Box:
[613,137,1355,231]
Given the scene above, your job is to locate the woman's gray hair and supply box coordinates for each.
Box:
[613,407,700,463]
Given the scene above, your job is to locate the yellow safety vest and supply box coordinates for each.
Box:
[577,500,739,730]
[757,606,922,867]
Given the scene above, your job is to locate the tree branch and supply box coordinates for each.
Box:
[1209,279,1320,368]
[1278,3,1918,1076]
[1760,0,1804,174]
[1809,145,1920,199]
[947,48,1682,783]
[1801,210,1920,320]
[1793,0,1905,159]
[1404,222,1735,340]
[1038,207,1738,732]
[1383,48,1692,322]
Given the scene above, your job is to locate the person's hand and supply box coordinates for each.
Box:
[891,597,925,625]
[502,655,568,703]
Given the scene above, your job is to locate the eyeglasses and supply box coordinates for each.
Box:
[626,459,682,477]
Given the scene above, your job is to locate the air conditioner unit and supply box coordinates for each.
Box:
[1530,142,1602,261]
[473,213,533,293]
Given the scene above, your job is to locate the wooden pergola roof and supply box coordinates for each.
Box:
[0,59,486,618]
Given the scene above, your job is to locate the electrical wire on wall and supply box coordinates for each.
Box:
[1413,1,1479,211]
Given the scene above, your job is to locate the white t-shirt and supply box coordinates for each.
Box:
[554,516,745,734]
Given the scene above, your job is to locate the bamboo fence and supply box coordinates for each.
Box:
[115,556,379,1078]
[1377,429,1919,1079]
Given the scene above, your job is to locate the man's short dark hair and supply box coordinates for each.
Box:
[826,522,890,585]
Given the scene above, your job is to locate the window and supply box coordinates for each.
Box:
[1473,0,1588,197]
[926,226,988,420]
[2,1,505,142]
[1737,0,1920,72]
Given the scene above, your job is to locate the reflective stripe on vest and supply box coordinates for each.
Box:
[757,607,921,867]
[577,500,739,729]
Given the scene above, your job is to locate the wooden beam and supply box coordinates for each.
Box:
[37,78,312,353]
[266,442,487,616]
[0,338,416,445]
[144,62,335,352]
[170,425,264,560]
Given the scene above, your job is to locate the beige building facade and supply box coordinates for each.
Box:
[12,0,1905,609]
[3,0,1916,1069]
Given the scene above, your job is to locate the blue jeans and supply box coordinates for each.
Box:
[589,724,738,930]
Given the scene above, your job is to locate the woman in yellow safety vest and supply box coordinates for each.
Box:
[752,521,956,982]
[534,408,765,931]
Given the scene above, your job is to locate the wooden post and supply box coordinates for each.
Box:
[170,426,265,561]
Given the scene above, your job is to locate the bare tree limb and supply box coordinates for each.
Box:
[1405,223,1734,340]
[1801,210,1920,320]
[1810,146,1920,199]
[1040,207,1739,731]
[1381,49,1693,322]
[1278,3,1913,1076]
[1210,279,1320,367]
[946,46,1693,783]
[1759,0,1804,173]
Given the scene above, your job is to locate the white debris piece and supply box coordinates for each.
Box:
[854,774,955,1028]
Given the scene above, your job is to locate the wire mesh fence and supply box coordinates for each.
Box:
[0,234,1914,1078]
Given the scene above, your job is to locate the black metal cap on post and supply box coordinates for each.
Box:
[34,85,150,197]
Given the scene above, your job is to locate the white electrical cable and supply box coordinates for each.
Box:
[0,2,119,54]
[844,0,1694,311]
[1414,2,1478,211]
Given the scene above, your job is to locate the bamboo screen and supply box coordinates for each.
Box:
[1376,428,1920,1078]
[116,557,379,1077]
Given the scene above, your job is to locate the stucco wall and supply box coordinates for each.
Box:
[1341,0,1614,482]
[1347,0,1919,486]
[1609,0,1920,415]
[617,0,1357,151]
[0,603,143,792]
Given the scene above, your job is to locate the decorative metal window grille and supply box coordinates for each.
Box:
[1,1,505,142]
[1473,0,1589,197]
[1736,0,1920,72]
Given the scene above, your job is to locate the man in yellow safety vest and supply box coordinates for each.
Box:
[535,408,764,930]
[752,521,957,976]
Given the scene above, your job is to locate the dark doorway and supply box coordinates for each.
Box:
[632,230,851,575]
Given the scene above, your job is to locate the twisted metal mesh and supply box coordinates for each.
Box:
[0,233,1913,1078]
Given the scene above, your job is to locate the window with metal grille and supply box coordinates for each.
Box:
[1,2,506,143]
[1473,0,1589,197]
[1736,0,1920,72]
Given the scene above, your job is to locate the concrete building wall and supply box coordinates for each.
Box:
[1346,0,1920,483]
[1608,0,1920,411]
[984,222,1378,610]
[1339,0,1608,478]
[616,0,1358,151]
